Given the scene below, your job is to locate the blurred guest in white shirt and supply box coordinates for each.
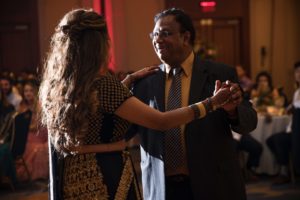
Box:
[0,75,22,111]
[266,61,300,184]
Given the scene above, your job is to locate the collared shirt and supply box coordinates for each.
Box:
[164,51,194,176]
[7,89,22,111]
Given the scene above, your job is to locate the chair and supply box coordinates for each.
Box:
[0,112,18,190]
[10,110,32,182]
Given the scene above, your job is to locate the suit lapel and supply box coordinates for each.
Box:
[188,55,209,104]
[151,64,166,112]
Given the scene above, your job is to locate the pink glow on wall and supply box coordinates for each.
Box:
[104,0,115,71]
[93,0,115,71]
[93,0,102,14]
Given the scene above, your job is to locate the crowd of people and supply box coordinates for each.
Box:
[0,72,49,186]
[233,62,300,185]
[0,7,299,200]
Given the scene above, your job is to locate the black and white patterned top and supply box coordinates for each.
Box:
[62,74,141,200]
[85,74,132,145]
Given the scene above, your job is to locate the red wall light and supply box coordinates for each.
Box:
[200,1,216,7]
[199,1,217,12]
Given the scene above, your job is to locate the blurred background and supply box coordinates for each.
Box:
[0,0,300,199]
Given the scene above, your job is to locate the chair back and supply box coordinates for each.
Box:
[0,111,17,144]
[10,110,32,159]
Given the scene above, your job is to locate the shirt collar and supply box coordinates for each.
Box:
[165,51,194,78]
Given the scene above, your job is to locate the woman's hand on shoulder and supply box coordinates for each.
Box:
[130,65,159,81]
[122,65,159,87]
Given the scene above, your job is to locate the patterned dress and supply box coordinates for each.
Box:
[53,75,141,200]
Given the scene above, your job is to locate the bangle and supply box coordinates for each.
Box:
[206,97,213,113]
[189,104,201,119]
[204,97,218,113]
[189,103,207,119]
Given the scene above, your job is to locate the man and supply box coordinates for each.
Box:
[0,76,22,110]
[266,61,300,184]
[127,8,257,200]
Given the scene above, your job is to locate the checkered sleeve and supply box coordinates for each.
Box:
[97,75,132,114]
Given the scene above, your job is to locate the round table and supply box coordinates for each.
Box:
[250,114,291,175]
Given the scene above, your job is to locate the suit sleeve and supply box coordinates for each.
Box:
[226,67,258,134]
[124,79,148,141]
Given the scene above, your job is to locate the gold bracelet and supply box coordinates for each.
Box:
[189,104,200,119]
[190,102,207,119]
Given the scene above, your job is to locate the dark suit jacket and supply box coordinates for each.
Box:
[292,108,300,174]
[127,55,257,200]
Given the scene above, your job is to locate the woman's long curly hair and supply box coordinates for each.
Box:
[39,9,110,155]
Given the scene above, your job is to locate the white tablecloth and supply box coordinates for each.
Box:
[250,114,291,175]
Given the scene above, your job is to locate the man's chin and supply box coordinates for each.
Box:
[157,54,169,63]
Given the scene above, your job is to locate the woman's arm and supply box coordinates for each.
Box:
[69,140,127,154]
[115,85,231,131]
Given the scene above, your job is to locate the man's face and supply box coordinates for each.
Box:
[23,84,35,102]
[0,79,12,95]
[151,15,189,66]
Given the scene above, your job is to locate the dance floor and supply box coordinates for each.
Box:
[1,178,300,200]
[1,147,300,200]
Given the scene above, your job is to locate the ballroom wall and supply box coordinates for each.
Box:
[38,0,93,65]
[37,0,163,73]
[250,0,300,99]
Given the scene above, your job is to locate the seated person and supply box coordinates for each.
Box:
[232,132,262,180]
[0,75,22,111]
[16,81,48,181]
[0,88,17,185]
[251,71,286,113]
[266,61,300,184]
[266,128,291,184]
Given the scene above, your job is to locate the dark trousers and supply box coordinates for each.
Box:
[166,175,194,200]
[234,134,263,169]
[266,132,291,166]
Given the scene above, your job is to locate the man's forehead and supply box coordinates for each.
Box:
[154,16,179,30]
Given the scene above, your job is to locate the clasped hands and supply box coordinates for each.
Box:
[212,80,243,115]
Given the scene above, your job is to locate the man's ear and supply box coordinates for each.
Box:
[183,31,191,45]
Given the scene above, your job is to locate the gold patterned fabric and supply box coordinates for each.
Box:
[62,75,141,200]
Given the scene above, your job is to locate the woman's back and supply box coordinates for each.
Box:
[62,75,141,200]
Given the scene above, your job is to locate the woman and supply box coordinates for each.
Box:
[39,9,231,200]
[16,80,49,181]
[251,71,285,112]
[0,88,17,185]
[266,61,300,183]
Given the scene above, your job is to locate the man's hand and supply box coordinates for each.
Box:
[214,80,243,115]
